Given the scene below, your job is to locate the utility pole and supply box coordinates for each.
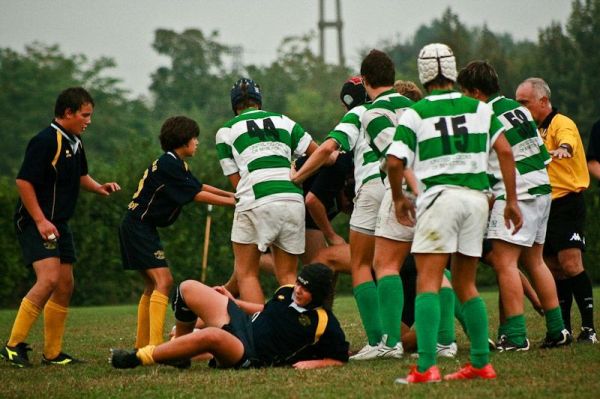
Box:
[318,0,345,67]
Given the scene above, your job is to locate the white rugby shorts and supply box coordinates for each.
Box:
[350,178,385,234]
[486,194,550,246]
[374,188,415,242]
[412,188,489,256]
[231,200,305,254]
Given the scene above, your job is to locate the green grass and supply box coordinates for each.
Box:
[1,289,600,399]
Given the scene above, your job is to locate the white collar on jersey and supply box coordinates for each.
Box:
[51,123,81,154]
[289,293,308,313]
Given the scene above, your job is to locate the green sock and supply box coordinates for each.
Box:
[377,275,403,346]
[415,292,439,372]
[438,287,456,345]
[504,314,527,345]
[498,322,508,340]
[353,281,382,346]
[545,307,565,338]
[462,296,490,369]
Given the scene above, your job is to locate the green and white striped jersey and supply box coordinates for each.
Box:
[388,90,504,209]
[327,104,381,193]
[486,95,552,200]
[361,89,414,160]
[216,108,312,211]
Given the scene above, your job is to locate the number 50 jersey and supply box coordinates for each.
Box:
[216,108,313,211]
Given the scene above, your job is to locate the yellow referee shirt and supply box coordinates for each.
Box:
[539,110,589,199]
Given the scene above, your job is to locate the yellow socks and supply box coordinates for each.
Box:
[135,294,151,349]
[149,291,169,346]
[136,345,156,366]
[7,297,42,347]
[43,300,68,359]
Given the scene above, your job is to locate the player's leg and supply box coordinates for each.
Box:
[232,242,264,303]
[487,240,528,350]
[312,243,350,273]
[177,280,231,327]
[271,246,298,286]
[301,228,328,265]
[437,273,458,357]
[134,272,154,348]
[2,257,60,367]
[373,237,411,350]
[557,248,596,342]
[414,253,447,372]
[144,267,174,345]
[43,262,75,362]
[348,229,382,358]
[520,243,571,346]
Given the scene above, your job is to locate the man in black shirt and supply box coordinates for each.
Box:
[2,87,120,367]
[111,263,349,370]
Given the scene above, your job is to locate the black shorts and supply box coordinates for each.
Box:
[15,220,76,266]
[400,255,417,327]
[219,300,259,368]
[119,215,168,270]
[544,192,586,255]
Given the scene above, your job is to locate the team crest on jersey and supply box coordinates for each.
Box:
[65,149,72,158]
[154,250,165,260]
[298,314,311,327]
[277,294,285,301]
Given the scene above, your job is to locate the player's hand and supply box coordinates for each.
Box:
[97,182,121,196]
[549,147,572,159]
[503,200,523,234]
[326,233,346,246]
[214,286,234,300]
[36,219,60,241]
[393,196,416,227]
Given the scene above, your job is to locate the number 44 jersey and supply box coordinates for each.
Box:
[387,89,504,212]
[216,108,313,211]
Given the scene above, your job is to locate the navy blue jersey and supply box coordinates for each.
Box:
[296,152,354,229]
[252,286,349,366]
[15,121,88,227]
[126,152,202,227]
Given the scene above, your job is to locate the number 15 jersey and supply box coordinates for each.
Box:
[216,108,313,211]
[388,89,504,211]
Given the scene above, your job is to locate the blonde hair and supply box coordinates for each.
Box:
[394,80,423,102]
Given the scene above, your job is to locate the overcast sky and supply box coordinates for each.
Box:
[1,0,571,97]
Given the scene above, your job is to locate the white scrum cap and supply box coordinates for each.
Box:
[417,43,457,85]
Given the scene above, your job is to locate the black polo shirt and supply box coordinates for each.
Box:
[252,286,349,366]
[15,121,88,226]
[126,152,202,227]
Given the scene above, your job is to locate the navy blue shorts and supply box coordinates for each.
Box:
[544,192,586,255]
[15,220,76,266]
[119,214,168,270]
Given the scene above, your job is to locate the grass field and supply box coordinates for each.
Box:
[1,288,599,398]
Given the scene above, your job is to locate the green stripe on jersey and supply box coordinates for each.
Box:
[233,129,291,154]
[421,172,489,192]
[247,155,291,172]
[222,110,282,128]
[216,142,233,160]
[328,131,350,152]
[253,180,302,199]
[419,133,488,161]
[394,125,417,152]
[290,124,307,153]
[366,115,393,139]
[413,96,479,119]
[528,184,552,196]
[362,150,378,165]
[516,153,549,175]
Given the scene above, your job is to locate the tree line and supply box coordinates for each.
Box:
[0,1,598,307]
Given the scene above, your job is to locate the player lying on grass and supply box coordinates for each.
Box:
[110,263,349,370]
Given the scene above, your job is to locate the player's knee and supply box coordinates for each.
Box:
[172,283,197,323]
